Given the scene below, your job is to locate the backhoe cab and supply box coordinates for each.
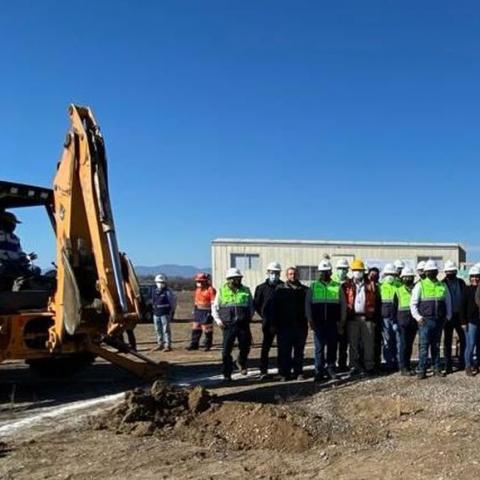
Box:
[0,105,163,380]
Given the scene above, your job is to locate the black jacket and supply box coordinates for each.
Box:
[271,281,308,330]
[462,285,480,325]
[254,279,284,324]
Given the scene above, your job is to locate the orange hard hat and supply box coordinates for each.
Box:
[195,272,209,282]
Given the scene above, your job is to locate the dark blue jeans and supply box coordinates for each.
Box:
[382,317,399,369]
[277,325,308,377]
[464,323,480,369]
[222,323,252,377]
[398,321,418,370]
[313,320,337,374]
[418,318,443,373]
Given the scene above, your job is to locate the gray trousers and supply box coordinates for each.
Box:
[347,316,376,371]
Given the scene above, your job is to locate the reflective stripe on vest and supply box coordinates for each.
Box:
[397,285,412,311]
[310,280,340,304]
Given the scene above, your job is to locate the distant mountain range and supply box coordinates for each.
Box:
[135,264,211,278]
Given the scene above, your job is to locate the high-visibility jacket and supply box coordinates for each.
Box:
[309,280,341,323]
[380,281,397,318]
[418,278,447,319]
[217,284,252,325]
[396,284,414,325]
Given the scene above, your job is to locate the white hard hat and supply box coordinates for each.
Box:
[336,259,350,269]
[266,261,281,272]
[400,266,415,278]
[382,263,397,275]
[444,260,457,272]
[416,260,426,272]
[424,259,438,271]
[394,260,405,270]
[469,265,480,276]
[318,259,332,271]
[155,274,167,283]
[226,267,243,279]
[475,262,480,270]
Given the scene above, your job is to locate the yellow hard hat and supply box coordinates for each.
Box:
[350,258,365,271]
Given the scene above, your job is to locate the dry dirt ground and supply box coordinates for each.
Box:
[1,292,480,479]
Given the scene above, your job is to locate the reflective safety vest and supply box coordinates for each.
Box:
[218,284,252,325]
[309,280,341,323]
[194,286,216,310]
[418,278,447,319]
[380,281,397,318]
[396,284,414,325]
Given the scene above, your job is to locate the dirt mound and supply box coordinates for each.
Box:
[94,382,216,436]
[181,402,314,453]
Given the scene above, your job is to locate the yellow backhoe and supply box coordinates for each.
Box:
[0,105,162,380]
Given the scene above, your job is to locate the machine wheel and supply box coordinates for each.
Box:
[26,353,96,377]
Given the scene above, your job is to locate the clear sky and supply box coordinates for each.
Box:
[1,0,479,268]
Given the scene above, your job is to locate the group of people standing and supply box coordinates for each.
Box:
[152,257,480,382]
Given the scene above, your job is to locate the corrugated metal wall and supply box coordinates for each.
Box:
[211,241,465,289]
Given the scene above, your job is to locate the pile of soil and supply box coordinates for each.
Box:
[94,382,216,436]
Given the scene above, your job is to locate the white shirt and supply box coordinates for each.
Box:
[353,280,366,314]
[410,281,452,322]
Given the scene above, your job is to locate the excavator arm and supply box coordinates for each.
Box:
[47,105,161,380]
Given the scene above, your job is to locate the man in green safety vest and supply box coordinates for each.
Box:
[410,259,452,379]
[305,259,347,382]
[395,266,417,376]
[212,267,254,381]
[380,263,400,371]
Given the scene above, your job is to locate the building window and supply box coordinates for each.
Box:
[230,253,260,271]
[297,265,318,283]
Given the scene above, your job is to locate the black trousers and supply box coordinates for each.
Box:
[398,321,418,370]
[444,313,466,369]
[337,332,348,369]
[260,324,276,374]
[222,323,252,377]
[277,325,308,377]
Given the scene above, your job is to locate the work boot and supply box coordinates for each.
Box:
[163,345,172,352]
[326,366,337,380]
[223,374,232,382]
[417,371,427,380]
[445,363,453,375]
[465,367,474,377]
[349,367,361,377]
[433,369,446,377]
[203,332,213,351]
[186,344,199,351]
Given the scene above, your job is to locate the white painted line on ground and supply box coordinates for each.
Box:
[0,392,125,438]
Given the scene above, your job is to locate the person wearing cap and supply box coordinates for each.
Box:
[380,263,401,371]
[410,259,452,379]
[462,266,480,376]
[212,268,254,381]
[334,258,351,372]
[271,267,309,380]
[416,261,426,281]
[254,262,284,379]
[305,259,347,382]
[187,273,216,351]
[152,274,177,352]
[344,258,381,376]
[395,267,418,375]
[0,210,29,289]
[442,260,466,374]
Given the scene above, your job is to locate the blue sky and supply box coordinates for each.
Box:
[1,1,479,267]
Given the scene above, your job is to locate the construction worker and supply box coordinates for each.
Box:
[187,273,216,351]
[344,258,380,376]
[393,260,405,285]
[367,266,382,371]
[395,267,417,376]
[410,259,452,379]
[416,261,426,281]
[380,263,399,371]
[442,260,466,373]
[463,266,480,376]
[152,274,177,352]
[306,259,346,382]
[212,267,254,381]
[0,211,30,290]
[254,262,284,380]
[335,258,350,372]
[271,267,308,380]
